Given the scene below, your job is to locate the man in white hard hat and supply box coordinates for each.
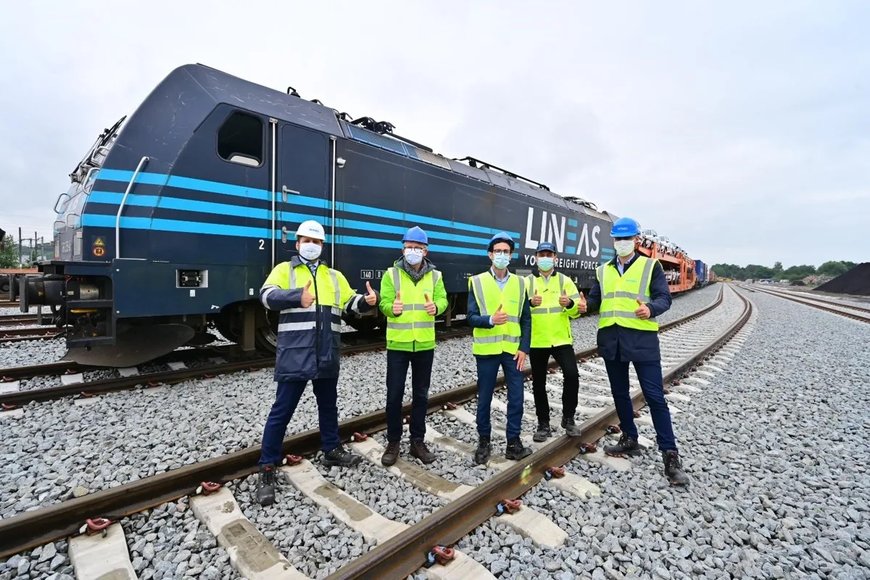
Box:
[255,219,379,506]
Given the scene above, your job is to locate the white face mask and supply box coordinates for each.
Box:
[299,242,322,261]
[614,240,635,257]
[403,247,424,266]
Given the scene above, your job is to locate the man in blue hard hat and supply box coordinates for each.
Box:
[581,216,689,486]
[467,232,533,464]
[527,241,584,441]
[378,226,448,466]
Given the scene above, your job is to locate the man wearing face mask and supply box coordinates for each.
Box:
[255,220,380,506]
[581,217,689,486]
[527,241,584,442]
[377,226,448,466]
[467,232,533,464]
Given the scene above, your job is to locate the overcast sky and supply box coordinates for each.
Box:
[1,1,868,267]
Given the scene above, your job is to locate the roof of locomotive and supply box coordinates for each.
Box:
[130,64,611,222]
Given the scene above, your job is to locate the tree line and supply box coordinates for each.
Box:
[711,261,857,282]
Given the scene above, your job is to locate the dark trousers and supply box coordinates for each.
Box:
[386,349,435,442]
[475,352,525,441]
[603,358,677,451]
[259,377,340,465]
[529,344,579,425]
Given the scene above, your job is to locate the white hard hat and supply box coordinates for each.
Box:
[295,220,325,241]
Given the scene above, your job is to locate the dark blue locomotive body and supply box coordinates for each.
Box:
[25,64,616,365]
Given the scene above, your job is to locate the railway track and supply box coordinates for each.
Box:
[0,286,747,575]
[0,326,62,343]
[0,325,473,407]
[748,285,870,324]
[0,313,42,326]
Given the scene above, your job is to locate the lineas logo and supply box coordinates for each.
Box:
[523,207,600,258]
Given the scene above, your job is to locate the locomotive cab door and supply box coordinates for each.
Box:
[275,123,332,265]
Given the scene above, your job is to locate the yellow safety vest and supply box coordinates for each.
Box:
[597,256,659,331]
[527,272,581,348]
[469,272,526,356]
[385,267,441,344]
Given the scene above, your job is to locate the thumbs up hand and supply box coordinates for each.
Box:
[577,291,587,313]
[365,281,378,306]
[424,292,437,316]
[492,303,508,325]
[530,288,542,306]
[300,280,315,308]
[392,290,404,316]
[558,288,571,308]
[635,298,651,320]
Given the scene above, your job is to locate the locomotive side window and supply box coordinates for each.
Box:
[218,111,263,166]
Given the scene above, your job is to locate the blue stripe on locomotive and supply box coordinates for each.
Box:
[87,169,521,250]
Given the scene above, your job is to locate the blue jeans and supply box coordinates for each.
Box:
[386,349,435,442]
[475,352,525,441]
[604,358,677,451]
[259,377,340,465]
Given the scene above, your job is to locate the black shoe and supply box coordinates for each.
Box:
[256,464,277,506]
[410,439,436,464]
[561,416,582,437]
[321,445,362,467]
[381,441,400,466]
[505,438,532,460]
[663,450,690,486]
[474,437,491,465]
[533,423,552,442]
[604,433,641,456]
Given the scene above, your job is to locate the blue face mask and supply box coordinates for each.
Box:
[492,253,510,269]
[537,257,555,271]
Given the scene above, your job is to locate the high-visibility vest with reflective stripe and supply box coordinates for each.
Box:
[597,256,659,331]
[385,267,441,344]
[278,263,344,335]
[469,272,526,356]
[527,272,580,348]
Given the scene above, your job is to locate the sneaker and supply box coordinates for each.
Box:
[474,436,491,465]
[256,464,277,506]
[663,450,690,486]
[505,438,532,460]
[533,423,552,442]
[321,445,362,467]
[410,439,436,464]
[603,433,641,456]
[561,416,582,437]
[381,441,400,466]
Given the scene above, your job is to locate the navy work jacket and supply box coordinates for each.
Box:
[585,254,672,362]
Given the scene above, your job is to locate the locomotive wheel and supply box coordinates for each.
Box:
[255,309,279,352]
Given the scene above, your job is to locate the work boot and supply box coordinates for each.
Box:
[321,445,362,467]
[410,439,436,464]
[561,416,582,437]
[474,436,491,465]
[505,438,533,460]
[663,450,690,486]
[533,423,552,442]
[256,464,277,507]
[604,433,641,456]
[381,441,400,466]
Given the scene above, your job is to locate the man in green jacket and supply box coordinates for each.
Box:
[379,226,448,466]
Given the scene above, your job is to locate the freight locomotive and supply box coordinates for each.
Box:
[22,64,700,366]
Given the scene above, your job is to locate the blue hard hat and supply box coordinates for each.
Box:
[402,226,428,245]
[610,217,640,237]
[488,232,515,252]
[536,241,557,253]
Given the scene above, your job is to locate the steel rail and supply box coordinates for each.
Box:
[0,327,62,342]
[751,286,870,324]
[327,287,751,579]
[0,314,41,326]
[0,289,722,558]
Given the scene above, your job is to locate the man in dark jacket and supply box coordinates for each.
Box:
[581,217,689,486]
[255,220,378,506]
